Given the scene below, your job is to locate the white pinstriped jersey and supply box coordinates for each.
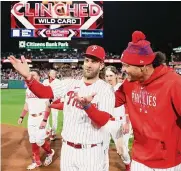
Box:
[113,83,126,118]
[50,78,115,144]
[42,78,61,86]
[42,78,62,101]
[25,88,48,114]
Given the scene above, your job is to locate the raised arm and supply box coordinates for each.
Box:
[8,56,70,99]
[26,78,54,99]
[8,55,54,98]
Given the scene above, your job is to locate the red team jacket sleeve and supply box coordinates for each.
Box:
[84,104,111,127]
[171,78,181,116]
[115,84,126,107]
[26,79,54,99]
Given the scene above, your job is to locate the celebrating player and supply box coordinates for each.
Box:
[43,69,60,141]
[10,45,115,171]
[74,31,181,171]
[17,70,54,170]
[103,66,131,171]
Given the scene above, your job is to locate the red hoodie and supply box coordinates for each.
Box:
[115,65,181,168]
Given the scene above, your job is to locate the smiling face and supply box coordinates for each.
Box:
[121,63,145,82]
[83,57,104,80]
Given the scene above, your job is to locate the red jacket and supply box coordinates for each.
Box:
[115,65,181,168]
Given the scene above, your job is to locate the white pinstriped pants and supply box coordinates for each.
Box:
[60,141,104,171]
[131,160,181,171]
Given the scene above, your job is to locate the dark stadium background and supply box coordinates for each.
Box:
[1,1,181,56]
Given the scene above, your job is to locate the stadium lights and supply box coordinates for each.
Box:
[28,64,33,67]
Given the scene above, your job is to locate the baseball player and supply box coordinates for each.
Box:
[43,69,60,141]
[103,65,131,171]
[62,31,181,170]
[10,45,115,171]
[18,70,55,170]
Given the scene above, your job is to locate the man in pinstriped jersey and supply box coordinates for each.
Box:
[9,45,115,171]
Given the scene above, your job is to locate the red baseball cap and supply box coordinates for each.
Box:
[84,45,105,61]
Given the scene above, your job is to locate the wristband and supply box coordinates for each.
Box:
[43,119,47,122]
[20,116,24,119]
[83,103,91,110]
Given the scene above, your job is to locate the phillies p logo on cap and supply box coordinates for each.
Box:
[85,45,105,61]
[92,45,98,51]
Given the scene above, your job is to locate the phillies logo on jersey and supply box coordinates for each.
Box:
[67,90,98,109]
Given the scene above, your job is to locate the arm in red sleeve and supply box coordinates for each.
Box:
[124,104,130,124]
[43,111,51,120]
[84,104,111,127]
[43,104,51,120]
[50,102,64,110]
[20,103,28,118]
[25,78,54,99]
[115,84,126,107]
[124,103,129,114]
[51,99,61,104]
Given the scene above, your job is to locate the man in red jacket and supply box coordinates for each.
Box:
[9,31,181,171]
[114,31,181,170]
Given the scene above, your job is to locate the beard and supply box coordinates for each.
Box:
[126,73,143,82]
[83,68,99,79]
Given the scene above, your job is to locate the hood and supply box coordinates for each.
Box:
[141,65,173,86]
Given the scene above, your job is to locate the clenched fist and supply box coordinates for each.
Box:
[39,120,47,129]
[18,118,23,124]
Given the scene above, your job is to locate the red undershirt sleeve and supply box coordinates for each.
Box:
[25,78,54,99]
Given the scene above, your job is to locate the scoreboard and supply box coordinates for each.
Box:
[11,1,103,40]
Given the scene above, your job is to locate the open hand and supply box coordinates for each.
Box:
[122,123,130,134]
[8,55,31,80]
[74,92,96,106]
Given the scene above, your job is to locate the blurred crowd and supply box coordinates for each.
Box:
[1,67,83,81]
[1,65,181,81]
[1,51,120,60]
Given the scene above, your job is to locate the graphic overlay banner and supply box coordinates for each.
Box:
[11,1,103,40]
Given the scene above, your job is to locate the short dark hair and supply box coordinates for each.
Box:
[84,55,103,62]
[31,70,40,76]
[152,51,166,68]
